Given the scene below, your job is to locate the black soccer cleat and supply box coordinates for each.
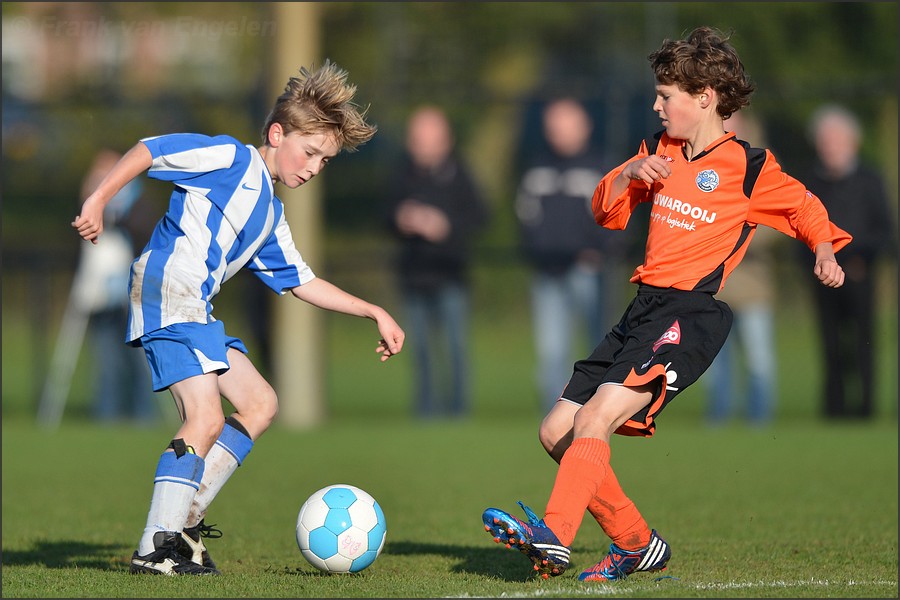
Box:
[178,520,222,574]
[130,531,219,575]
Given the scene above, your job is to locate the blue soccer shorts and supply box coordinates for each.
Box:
[560,285,733,437]
[137,321,248,391]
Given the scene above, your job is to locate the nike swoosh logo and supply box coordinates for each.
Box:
[241,183,258,191]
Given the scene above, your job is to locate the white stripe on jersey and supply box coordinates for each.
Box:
[220,179,275,279]
[128,252,150,341]
[150,143,236,174]
[166,193,213,325]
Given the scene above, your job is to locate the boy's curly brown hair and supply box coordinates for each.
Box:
[649,26,756,120]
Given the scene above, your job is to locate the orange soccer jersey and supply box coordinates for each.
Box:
[592,130,852,292]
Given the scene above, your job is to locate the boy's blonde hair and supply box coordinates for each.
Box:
[649,26,755,120]
[262,59,377,152]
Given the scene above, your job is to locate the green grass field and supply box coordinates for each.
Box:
[2,418,897,598]
[2,260,898,598]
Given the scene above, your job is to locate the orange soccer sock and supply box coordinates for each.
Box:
[586,463,651,551]
[543,437,610,547]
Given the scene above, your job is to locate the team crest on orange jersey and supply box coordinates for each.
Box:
[696,169,719,192]
[652,320,682,352]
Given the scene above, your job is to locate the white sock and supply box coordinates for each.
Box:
[138,449,204,555]
[185,442,238,528]
[185,420,254,528]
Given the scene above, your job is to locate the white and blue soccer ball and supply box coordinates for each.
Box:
[296,484,387,573]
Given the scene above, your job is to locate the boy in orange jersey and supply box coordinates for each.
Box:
[482,26,850,582]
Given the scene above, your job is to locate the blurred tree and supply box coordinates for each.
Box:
[316,2,897,235]
[2,1,896,419]
[2,2,271,250]
[3,2,896,244]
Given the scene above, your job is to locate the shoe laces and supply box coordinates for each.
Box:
[595,545,637,578]
[517,500,542,526]
[195,520,223,539]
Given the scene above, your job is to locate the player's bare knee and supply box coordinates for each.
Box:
[237,389,278,435]
[538,414,572,458]
[210,418,225,440]
[181,404,226,438]
[537,421,557,453]
[201,419,226,445]
[257,387,279,425]
[259,397,278,430]
[572,403,617,437]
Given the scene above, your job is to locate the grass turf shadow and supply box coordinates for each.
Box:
[386,540,572,582]
[2,539,130,571]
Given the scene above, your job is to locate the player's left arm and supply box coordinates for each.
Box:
[290,278,405,361]
[746,150,852,254]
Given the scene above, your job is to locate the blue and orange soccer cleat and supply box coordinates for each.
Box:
[578,529,671,582]
[482,501,571,579]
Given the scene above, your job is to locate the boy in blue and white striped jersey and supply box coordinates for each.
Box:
[72,60,405,576]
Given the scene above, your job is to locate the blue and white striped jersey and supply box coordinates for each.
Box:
[126,133,315,343]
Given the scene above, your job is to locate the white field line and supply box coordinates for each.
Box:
[450,577,899,598]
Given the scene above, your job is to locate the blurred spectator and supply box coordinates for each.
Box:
[801,104,897,420]
[514,97,625,411]
[704,112,779,426]
[385,106,490,418]
[75,148,160,423]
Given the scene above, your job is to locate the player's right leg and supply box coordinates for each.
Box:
[131,323,234,575]
[131,372,225,575]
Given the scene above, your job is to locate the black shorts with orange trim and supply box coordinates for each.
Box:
[560,284,733,437]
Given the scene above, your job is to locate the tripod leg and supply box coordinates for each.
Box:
[37,296,89,429]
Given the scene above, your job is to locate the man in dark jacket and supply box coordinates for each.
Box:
[515,98,626,411]
[802,104,897,419]
[387,106,490,418]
